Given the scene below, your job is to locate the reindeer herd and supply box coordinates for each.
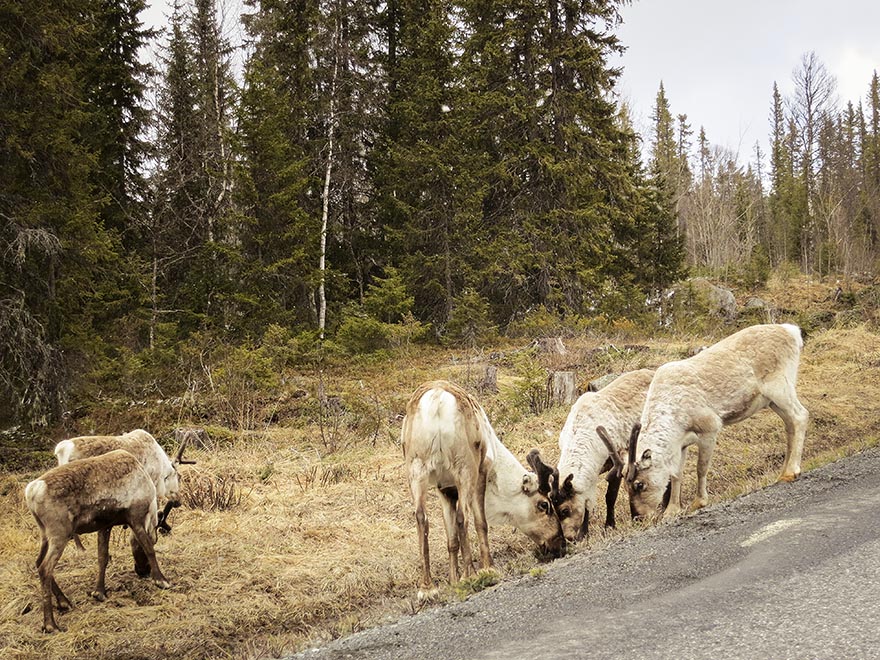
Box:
[25,430,194,632]
[23,323,808,632]
[401,323,809,592]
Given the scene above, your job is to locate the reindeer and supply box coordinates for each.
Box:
[402,381,565,592]
[624,323,808,520]
[55,429,195,573]
[527,369,654,542]
[25,450,172,632]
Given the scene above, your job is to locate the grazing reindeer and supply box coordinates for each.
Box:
[402,381,565,592]
[25,450,171,632]
[528,369,654,542]
[55,429,195,572]
[624,324,808,520]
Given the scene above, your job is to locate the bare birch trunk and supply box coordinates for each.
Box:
[150,250,158,350]
[318,21,340,340]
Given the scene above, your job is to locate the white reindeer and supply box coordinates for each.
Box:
[25,450,171,632]
[402,381,565,591]
[624,323,808,520]
[528,369,654,541]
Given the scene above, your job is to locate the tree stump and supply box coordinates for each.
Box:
[547,370,578,407]
[534,337,567,355]
[480,365,498,394]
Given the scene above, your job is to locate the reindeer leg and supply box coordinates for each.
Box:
[408,459,433,592]
[471,467,492,572]
[38,538,66,633]
[605,470,622,529]
[770,397,809,482]
[128,510,170,589]
[91,527,112,601]
[131,528,170,589]
[661,446,688,519]
[456,496,476,579]
[690,435,717,511]
[50,577,72,612]
[131,529,151,577]
[438,488,461,585]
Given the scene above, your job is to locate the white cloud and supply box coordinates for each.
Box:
[832,46,880,107]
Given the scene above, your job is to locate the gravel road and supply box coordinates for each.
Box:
[292,447,880,660]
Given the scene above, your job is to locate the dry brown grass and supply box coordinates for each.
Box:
[2,314,879,659]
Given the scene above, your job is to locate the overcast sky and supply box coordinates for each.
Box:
[143,0,880,167]
[614,0,880,164]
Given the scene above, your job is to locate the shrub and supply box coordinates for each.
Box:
[212,345,280,430]
[508,351,550,415]
[362,267,414,323]
[181,473,244,511]
[445,289,496,347]
[732,244,771,289]
[336,316,393,354]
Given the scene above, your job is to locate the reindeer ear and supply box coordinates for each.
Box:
[560,473,575,498]
[639,449,652,470]
[522,473,539,494]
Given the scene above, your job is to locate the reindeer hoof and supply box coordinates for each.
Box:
[688,498,708,512]
[90,591,107,602]
[153,579,172,589]
[778,472,798,483]
[42,623,62,634]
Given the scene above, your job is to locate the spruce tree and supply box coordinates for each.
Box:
[85,0,156,239]
[453,0,641,324]
[0,0,129,422]
[149,0,201,341]
[374,0,462,326]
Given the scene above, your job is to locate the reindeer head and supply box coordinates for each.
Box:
[163,432,197,504]
[518,450,566,560]
[621,423,671,520]
[527,448,584,542]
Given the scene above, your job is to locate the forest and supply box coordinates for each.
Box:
[2,0,880,429]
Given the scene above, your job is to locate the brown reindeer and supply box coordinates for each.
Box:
[55,430,195,579]
[55,428,196,537]
[25,450,171,632]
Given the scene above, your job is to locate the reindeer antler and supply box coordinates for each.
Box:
[625,423,641,482]
[174,431,197,465]
[596,425,624,480]
[526,449,557,497]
